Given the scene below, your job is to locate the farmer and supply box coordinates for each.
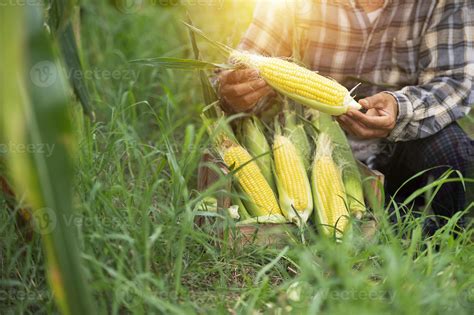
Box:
[217,0,474,233]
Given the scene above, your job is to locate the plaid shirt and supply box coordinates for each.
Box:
[238,0,474,142]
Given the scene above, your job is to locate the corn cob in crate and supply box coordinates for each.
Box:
[201,108,284,222]
[221,139,282,218]
[273,120,313,225]
[315,112,366,218]
[237,117,276,191]
[284,108,311,170]
[312,133,350,238]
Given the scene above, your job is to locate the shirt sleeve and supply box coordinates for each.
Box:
[387,1,474,142]
[237,0,293,57]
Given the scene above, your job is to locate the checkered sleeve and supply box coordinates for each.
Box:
[237,0,293,57]
[387,1,474,142]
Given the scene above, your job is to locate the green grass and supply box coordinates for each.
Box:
[1,1,473,314]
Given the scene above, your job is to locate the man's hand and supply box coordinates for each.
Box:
[336,92,399,139]
[218,69,274,113]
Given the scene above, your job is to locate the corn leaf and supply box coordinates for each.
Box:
[182,21,233,56]
[130,57,231,70]
[237,215,288,226]
[58,22,94,119]
[46,0,76,33]
[317,112,366,216]
[186,14,218,106]
[45,1,95,119]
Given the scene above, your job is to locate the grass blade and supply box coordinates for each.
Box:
[255,246,289,284]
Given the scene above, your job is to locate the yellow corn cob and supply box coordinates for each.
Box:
[273,135,313,224]
[312,133,350,238]
[238,117,276,191]
[230,51,361,115]
[284,108,311,169]
[222,140,282,217]
[314,111,366,218]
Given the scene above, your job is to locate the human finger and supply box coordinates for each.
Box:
[220,78,267,97]
[358,93,387,110]
[226,86,274,112]
[337,115,387,139]
[347,109,393,129]
[221,69,260,85]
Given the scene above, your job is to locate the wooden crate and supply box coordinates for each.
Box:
[196,151,384,244]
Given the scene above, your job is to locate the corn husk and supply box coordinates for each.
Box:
[311,133,350,238]
[237,116,276,191]
[273,119,313,225]
[315,112,366,218]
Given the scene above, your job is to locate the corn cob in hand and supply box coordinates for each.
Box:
[230,51,361,115]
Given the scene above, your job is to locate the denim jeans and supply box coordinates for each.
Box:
[373,122,474,229]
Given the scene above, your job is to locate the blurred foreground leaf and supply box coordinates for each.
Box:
[0,4,95,314]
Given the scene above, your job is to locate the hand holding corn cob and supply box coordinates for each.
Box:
[140,24,362,116]
[218,69,274,113]
[337,92,398,139]
[229,51,361,115]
